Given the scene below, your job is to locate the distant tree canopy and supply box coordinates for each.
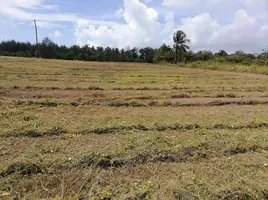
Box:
[0,31,267,66]
[173,30,190,63]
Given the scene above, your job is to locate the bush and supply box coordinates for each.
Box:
[190,61,203,68]
[241,59,252,66]
[255,59,266,66]
[226,55,244,63]
[215,57,227,63]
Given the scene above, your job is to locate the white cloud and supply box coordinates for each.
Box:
[75,0,162,48]
[0,6,79,22]
[163,0,197,8]
[53,30,62,38]
[177,9,268,52]
[0,0,116,26]
[0,0,267,52]
[74,0,267,52]
[41,4,58,10]
[0,0,57,10]
[162,0,226,8]
[161,12,175,39]
[32,21,67,29]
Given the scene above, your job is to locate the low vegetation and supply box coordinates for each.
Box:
[1,57,268,199]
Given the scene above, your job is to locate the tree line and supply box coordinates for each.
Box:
[0,30,267,66]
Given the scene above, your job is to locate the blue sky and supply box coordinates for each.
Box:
[0,0,267,53]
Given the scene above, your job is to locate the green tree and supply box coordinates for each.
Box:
[258,46,268,60]
[215,50,228,57]
[139,47,155,63]
[197,50,214,61]
[173,30,190,63]
[153,44,175,63]
[40,37,57,59]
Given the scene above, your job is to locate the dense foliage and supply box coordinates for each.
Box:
[0,37,267,66]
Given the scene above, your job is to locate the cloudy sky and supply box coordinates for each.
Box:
[0,0,267,53]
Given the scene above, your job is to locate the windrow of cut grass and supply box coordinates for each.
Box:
[3,122,268,138]
[1,103,268,136]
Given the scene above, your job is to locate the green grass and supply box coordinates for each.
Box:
[1,57,268,199]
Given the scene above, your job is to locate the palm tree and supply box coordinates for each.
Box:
[173,30,190,63]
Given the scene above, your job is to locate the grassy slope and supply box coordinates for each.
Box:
[176,61,268,75]
[1,57,268,199]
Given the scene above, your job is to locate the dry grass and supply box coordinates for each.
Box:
[177,61,268,75]
[1,57,268,199]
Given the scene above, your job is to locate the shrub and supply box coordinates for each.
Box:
[190,61,203,68]
[241,59,252,66]
[226,55,244,63]
[215,57,227,63]
[255,59,265,66]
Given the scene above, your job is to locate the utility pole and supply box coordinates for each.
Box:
[34,19,39,58]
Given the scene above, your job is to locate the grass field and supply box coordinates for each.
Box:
[1,57,268,199]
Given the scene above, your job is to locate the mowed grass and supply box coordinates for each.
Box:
[1,57,268,199]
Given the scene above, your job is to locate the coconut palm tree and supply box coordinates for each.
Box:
[173,30,190,63]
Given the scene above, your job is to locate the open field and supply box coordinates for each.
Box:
[1,57,268,199]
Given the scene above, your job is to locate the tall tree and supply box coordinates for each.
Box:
[173,30,190,63]
[39,37,57,59]
[215,50,228,57]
